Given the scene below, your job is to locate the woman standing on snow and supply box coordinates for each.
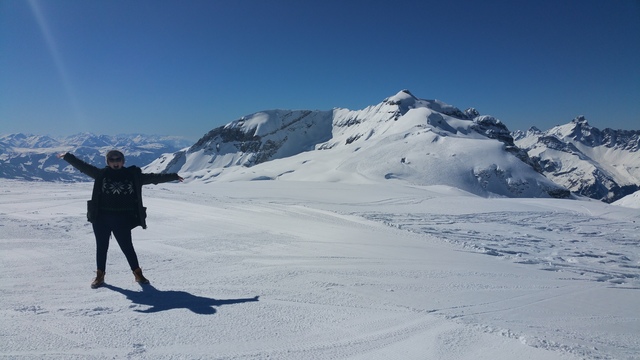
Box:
[58,150,183,289]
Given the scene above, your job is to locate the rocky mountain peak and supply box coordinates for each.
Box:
[514,118,640,202]
[572,115,588,125]
[145,90,568,199]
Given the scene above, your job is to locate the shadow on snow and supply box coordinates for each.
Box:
[103,283,259,315]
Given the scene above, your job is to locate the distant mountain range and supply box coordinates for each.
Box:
[2,90,638,203]
[0,133,191,181]
[512,116,640,202]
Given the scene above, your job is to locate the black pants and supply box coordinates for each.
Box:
[92,213,140,272]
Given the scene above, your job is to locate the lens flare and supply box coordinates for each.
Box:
[28,0,86,128]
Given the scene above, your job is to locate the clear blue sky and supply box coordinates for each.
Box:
[2,0,639,141]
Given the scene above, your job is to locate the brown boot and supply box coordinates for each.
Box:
[133,268,150,284]
[91,270,105,289]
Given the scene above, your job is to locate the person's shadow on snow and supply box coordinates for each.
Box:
[103,284,259,315]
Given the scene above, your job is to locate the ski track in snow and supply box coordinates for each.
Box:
[1,180,639,360]
[362,210,640,286]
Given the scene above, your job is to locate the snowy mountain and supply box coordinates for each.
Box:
[513,116,640,203]
[613,190,640,209]
[0,133,191,181]
[145,90,568,199]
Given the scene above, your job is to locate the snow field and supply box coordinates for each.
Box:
[1,179,639,359]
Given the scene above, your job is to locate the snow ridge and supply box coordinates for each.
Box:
[514,116,640,202]
[146,90,568,199]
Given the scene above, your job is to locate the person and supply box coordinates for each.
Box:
[58,150,183,288]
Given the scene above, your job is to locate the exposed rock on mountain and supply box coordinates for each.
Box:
[513,116,640,202]
[146,90,568,199]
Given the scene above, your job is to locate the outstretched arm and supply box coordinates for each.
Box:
[57,153,101,179]
[140,172,183,185]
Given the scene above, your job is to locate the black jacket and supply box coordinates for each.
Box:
[63,153,180,229]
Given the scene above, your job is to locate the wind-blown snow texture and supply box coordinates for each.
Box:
[1,179,639,359]
[145,90,569,199]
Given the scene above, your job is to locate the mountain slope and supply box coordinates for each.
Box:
[513,116,640,202]
[0,133,191,182]
[146,90,568,199]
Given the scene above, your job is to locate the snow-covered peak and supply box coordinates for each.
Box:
[0,133,60,148]
[572,114,589,126]
[511,127,537,142]
[538,115,639,151]
[225,110,300,138]
[383,89,419,105]
[381,90,469,120]
[514,117,640,202]
[146,90,567,199]
[549,115,601,146]
[380,89,422,117]
[527,126,542,136]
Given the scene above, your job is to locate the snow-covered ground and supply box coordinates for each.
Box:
[1,179,639,359]
[614,190,640,209]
